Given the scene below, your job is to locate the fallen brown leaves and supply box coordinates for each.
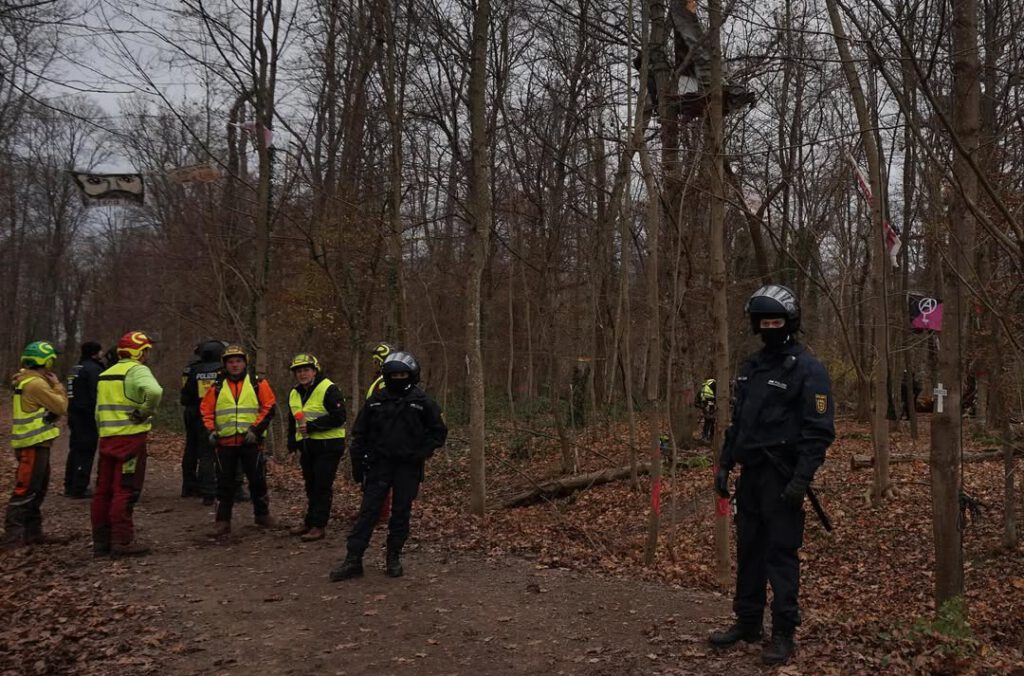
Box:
[408,415,1024,673]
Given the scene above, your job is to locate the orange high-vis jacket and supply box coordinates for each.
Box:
[200,375,276,447]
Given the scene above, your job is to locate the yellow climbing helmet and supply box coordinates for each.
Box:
[289,353,320,371]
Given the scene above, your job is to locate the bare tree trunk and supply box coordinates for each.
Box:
[824,0,892,504]
[931,0,981,607]
[707,0,732,588]
[465,0,492,516]
[639,140,663,566]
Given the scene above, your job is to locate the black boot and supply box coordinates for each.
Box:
[385,550,403,578]
[92,526,111,558]
[708,621,763,648]
[330,553,364,582]
[761,630,795,665]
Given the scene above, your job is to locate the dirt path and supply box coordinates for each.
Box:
[19,437,755,676]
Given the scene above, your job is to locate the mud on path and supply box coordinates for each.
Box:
[4,432,748,676]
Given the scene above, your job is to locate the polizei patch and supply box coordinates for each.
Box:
[815,394,827,414]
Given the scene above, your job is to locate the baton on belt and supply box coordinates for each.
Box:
[763,449,833,532]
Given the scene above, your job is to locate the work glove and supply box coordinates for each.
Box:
[244,427,259,445]
[714,467,731,499]
[43,412,59,424]
[129,409,149,424]
[781,476,810,508]
[208,431,218,446]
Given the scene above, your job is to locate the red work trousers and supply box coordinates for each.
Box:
[90,434,148,545]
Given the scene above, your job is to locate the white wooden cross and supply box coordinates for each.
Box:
[933,383,948,414]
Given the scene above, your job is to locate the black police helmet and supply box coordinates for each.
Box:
[381,351,420,385]
[745,284,800,334]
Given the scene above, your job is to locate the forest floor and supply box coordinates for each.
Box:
[2,405,1023,675]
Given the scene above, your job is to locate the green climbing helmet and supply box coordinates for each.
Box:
[21,341,59,369]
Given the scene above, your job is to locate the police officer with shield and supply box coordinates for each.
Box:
[709,284,835,665]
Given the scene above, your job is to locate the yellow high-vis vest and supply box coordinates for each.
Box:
[365,375,384,401]
[96,361,151,438]
[11,374,60,448]
[290,378,345,441]
[215,376,260,438]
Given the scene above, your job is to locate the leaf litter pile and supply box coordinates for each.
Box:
[3,416,1023,674]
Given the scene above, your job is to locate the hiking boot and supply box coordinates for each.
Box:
[92,527,111,558]
[385,550,403,578]
[209,521,231,539]
[110,541,151,558]
[289,524,311,536]
[254,514,279,528]
[709,622,763,648]
[762,631,795,665]
[329,554,363,581]
[300,527,325,542]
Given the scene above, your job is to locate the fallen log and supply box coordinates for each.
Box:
[502,463,651,508]
[850,448,1022,471]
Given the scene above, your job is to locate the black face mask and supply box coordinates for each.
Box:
[760,329,791,349]
[384,375,412,394]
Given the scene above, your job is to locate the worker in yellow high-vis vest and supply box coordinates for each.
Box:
[201,344,278,538]
[2,341,68,549]
[91,331,163,558]
[286,353,346,542]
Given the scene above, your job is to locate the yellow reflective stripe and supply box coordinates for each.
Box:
[11,424,57,441]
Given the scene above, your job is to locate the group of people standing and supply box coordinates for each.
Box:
[3,335,448,580]
[4,283,833,666]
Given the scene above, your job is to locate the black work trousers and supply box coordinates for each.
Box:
[182,408,217,498]
[214,444,269,522]
[346,459,421,556]
[64,413,98,496]
[733,463,805,633]
[299,440,344,529]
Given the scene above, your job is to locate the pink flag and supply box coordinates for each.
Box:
[847,152,901,267]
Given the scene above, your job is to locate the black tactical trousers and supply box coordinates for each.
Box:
[214,444,269,521]
[64,414,98,496]
[734,463,805,633]
[299,443,344,528]
[346,459,421,556]
[181,407,200,492]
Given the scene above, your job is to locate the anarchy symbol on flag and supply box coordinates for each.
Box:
[918,297,937,323]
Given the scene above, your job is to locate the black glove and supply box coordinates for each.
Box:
[244,427,259,445]
[287,442,298,454]
[351,453,366,484]
[208,431,218,446]
[714,467,731,499]
[43,412,59,424]
[129,409,149,424]
[781,476,810,508]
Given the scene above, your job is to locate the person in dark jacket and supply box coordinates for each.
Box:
[710,284,835,666]
[286,353,346,542]
[180,340,226,503]
[63,341,104,498]
[330,351,447,581]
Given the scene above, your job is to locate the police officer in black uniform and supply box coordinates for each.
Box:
[709,284,835,665]
[330,351,447,581]
[180,339,226,504]
[63,341,104,498]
